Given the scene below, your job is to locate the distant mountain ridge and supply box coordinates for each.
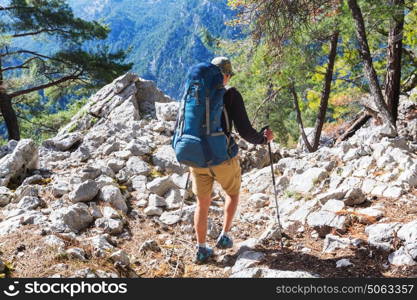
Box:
[67,0,242,98]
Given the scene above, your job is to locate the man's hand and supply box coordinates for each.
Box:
[264,128,274,142]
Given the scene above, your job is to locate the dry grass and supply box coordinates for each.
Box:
[1,187,417,278]
[336,210,377,225]
[0,226,122,278]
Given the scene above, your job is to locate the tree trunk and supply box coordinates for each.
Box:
[336,110,372,143]
[0,58,20,141]
[384,0,404,123]
[0,92,20,141]
[312,30,339,150]
[347,0,397,131]
[290,84,314,152]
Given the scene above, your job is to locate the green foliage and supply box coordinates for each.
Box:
[66,0,240,98]
[223,41,299,146]
[225,0,417,148]
[0,0,132,140]
[284,190,303,201]
[19,97,88,144]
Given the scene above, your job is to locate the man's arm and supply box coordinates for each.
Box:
[228,88,267,145]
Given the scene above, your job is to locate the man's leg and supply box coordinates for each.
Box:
[222,193,239,233]
[212,156,242,248]
[194,195,212,245]
[190,168,214,247]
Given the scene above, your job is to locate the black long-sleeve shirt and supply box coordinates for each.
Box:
[221,87,267,145]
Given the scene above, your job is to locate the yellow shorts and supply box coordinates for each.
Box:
[190,155,242,198]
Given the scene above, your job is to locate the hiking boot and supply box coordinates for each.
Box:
[195,246,213,264]
[216,234,233,249]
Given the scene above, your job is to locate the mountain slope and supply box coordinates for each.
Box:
[1,74,417,278]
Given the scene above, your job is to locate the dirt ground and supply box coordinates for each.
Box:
[1,189,417,278]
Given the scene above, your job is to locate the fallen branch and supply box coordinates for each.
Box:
[335,109,372,143]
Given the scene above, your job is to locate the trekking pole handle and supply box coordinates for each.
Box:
[260,124,270,144]
[260,124,270,134]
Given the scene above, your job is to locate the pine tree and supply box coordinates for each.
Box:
[0,0,132,141]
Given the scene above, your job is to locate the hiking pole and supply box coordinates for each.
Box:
[264,125,284,249]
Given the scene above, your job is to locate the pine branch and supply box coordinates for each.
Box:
[12,28,72,38]
[0,6,29,11]
[0,50,72,66]
[1,57,41,72]
[16,114,58,133]
[9,72,83,98]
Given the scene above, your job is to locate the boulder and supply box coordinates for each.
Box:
[146,176,175,196]
[0,139,39,186]
[125,157,151,176]
[106,159,125,173]
[148,194,166,207]
[159,211,181,225]
[0,186,13,207]
[321,200,345,213]
[261,269,319,278]
[131,175,147,191]
[336,259,353,268]
[365,222,402,251]
[165,189,182,209]
[49,203,94,233]
[155,101,178,122]
[0,211,47,235]
[139,240,161,253]
[231,251,265,274]
[14,185,38,203]
[17,196,41,210]
[229,268,262,278]
[306,211,347,237]
[388,246,416,266]
[288,200,318,223]
[322,234,359,253]
[69,180,99,203]
[95,218,124,235]
[144,207,163,216]
[316,188,347,204]
[397,220,417,243]
[287,168,327,194]
[397,164,417,187]
[343,188,366,206]
[125,140,152,156]
[43,132,83,151]
[52,181,70,198]
[110,250,130,266]
[249,193,269,208]
[382,186,403,198]
[66,248,87,261]
[72,146,90,162]
[258,223,282,242]
[43,235,66,249]
[102,206,120,219]
[135,78,172,117]
[98,185,127,213]
[152,145,186,174]
[89,202,103,219]
[89,235,115,257]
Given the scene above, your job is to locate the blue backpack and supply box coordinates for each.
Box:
[172,62,238,168]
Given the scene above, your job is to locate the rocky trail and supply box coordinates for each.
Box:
[1,73,417,278]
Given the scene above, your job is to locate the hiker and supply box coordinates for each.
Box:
[189,57,274,263]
